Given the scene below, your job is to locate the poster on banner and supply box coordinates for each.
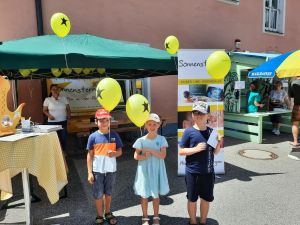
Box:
[47,78,125,110]
[177,49,225,175]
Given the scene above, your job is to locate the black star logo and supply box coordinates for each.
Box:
[96,89,104,99]
[165,42,170,49]
[142,102,149,112]
[61,17,68,27]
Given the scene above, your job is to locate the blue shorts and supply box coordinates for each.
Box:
[92,172,116,199]
[185,172,215,202]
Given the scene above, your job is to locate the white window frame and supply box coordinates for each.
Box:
[263,0,286,35]
[217,0,240,5]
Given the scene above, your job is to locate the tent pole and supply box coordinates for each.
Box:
[35,0,44,36]
[11,80,18,110]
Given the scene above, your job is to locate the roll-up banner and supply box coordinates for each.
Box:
[178,49,225,175]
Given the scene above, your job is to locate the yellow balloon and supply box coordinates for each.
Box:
[96,78,122,111]
[50,12,71,38]
[19,69,31,77]
[164,35,179,54]
[82,68,91,75]
[206,51,231,80]
[63,68,72,75]
[126,94,150,127]
[73,68,82,74]
[51,68,62,77]
[97,68,106,74]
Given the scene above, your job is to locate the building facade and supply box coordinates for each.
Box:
[0,0,298,124]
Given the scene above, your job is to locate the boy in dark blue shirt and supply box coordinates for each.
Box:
[179,101,223,225]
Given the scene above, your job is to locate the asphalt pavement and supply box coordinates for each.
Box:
[1,131,299,225]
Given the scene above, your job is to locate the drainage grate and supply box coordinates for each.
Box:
[239,149,278,160]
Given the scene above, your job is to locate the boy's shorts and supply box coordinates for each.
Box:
[185,172,215,202]
[92,172,116,199]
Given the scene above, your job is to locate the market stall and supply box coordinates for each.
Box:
[224,52,292,143]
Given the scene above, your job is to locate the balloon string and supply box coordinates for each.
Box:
[61,38,69,69]
[109,120,111,141]
[140,127,143,137]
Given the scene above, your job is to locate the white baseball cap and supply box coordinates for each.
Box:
[146,113,161,123]
[192,101,210,114]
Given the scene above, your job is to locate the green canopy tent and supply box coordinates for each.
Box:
[0,34,177,79]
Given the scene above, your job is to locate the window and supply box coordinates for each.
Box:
[264,0,285,34]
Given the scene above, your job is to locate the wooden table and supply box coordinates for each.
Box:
[0,132,68,225]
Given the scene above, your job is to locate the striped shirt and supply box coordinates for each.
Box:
[87,130,123,173]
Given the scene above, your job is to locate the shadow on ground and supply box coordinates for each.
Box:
[225,130,292,147]
[0,136,285,225]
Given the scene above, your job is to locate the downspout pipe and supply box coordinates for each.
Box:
[35,0,44,35]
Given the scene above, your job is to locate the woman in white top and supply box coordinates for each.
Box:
[43,84,71,151]
[268,80,290,135]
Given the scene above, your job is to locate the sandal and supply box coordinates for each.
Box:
[142,217,150,225]
[95,216,104,225]
[105,212,118,225]
[153,216,160,225]
[289,142,300,147]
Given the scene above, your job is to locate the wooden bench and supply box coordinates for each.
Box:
[224,110,292,143]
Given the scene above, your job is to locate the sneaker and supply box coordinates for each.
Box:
[272,128,276,133]
[274,129,280,135]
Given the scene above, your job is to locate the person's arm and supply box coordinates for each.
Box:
[134,149,150,160]
[254,94,264,108]
[179,142,207,156]
[107,148,122,158]
[143,147,166,159]
[214,135,224,155]
[87,150,94,184]
[43,106,55,120]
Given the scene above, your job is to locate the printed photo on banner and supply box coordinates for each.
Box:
[47,78,125,110]
[208,109,224,129]
[178,112,193,129]
[178,110,224,130]
[178,84,224,106]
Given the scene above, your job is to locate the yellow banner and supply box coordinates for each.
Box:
[178,104,224,112]
[178,79,224,85]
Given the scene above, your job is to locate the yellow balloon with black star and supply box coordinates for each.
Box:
[63,68,72,75]
[206,51,231,80]
[164,35,179,54]
[51,68,62,77]
[96,78,122,111]
[126,94,150,127]
[50,12,71,38]
[19,69,31,77]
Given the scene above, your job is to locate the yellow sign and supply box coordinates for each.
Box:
[178,104,224,112]
[0,76,25,136]
[178,79,224,85]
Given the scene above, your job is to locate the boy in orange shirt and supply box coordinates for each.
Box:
[87,109,123,225]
